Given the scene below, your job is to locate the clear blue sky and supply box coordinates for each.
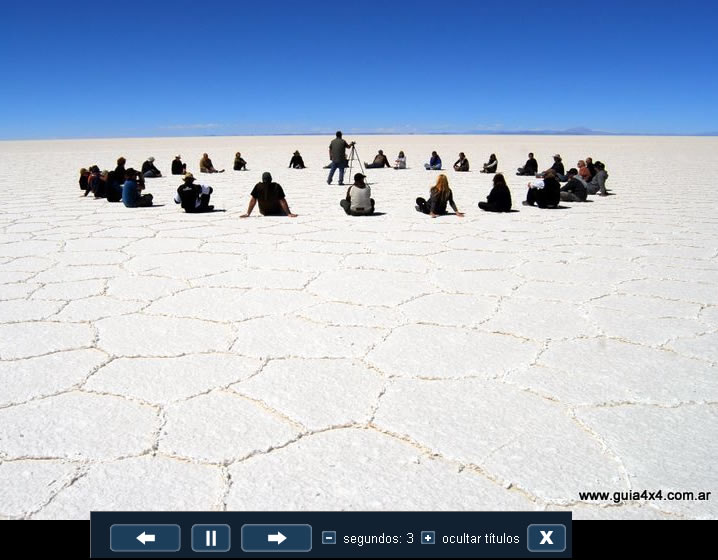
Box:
[1,0,716,139]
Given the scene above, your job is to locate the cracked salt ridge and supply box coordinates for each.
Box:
[1,135,717,519]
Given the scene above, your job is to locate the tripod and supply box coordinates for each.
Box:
[346,143,367,183]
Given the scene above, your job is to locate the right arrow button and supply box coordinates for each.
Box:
[241,524,312,552]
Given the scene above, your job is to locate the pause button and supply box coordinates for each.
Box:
[192,525,231,552]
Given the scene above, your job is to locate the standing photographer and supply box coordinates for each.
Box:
[327,130,353,185]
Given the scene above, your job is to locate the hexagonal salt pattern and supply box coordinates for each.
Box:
[1,135,716,519]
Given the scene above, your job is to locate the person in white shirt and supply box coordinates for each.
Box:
[340,173,375,215]
[394,151,407,169]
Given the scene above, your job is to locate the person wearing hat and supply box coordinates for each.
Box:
[233,151,248,171]
[121,168,153,208]
[200,153,224,173]
[241,172,297,217]
[560,168,588,202]
[174,173,215,213]
[141,157,162,178]
[289,150,305,169]
[364,149,391,169]
[480,153,498,174]
[340,173,375,216]
[171,155,187,175]
[536,154,565,180]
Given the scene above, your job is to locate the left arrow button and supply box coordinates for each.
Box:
[110,525,181,552]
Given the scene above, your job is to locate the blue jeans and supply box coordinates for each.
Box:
[327,162,345,184]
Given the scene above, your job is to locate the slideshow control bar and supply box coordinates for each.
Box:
[92,511,572,558]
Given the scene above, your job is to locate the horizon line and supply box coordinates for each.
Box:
[2,130,717,142]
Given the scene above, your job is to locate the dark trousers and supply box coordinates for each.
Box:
[526,188,557,208]
[186,194,213,213]
[479,201,504,212]
[416,197,431,214]
[340,198,374,215]
[560,192,583,202]
[327,161,346,184]
[136,194,154,207]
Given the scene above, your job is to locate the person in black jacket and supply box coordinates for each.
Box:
[174,173,214,212]
[289,151,305,169]
[79,168,90,196]
[233,152,248,171]
[364,150,391,169]
[107,157,127,202]
[415,174,464,218]
[141,157,162,178]
[523,169,561,208]
[171,155,186,175]
[241,172,297,217]
[114,157,126,184]
[585,157,596,181]
[88,167,107,198]
[516,152,538,176]
[479,173,512,212]
[453,152,470,172]
[560,168,588,202]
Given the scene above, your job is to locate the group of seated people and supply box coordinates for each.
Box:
[328,149,406,171]
[79,156,212,211]
[79,161,155,208]
[517,153,609,200]
[424,151,498,172]
[79,148,610,216]
[79,158,154,207]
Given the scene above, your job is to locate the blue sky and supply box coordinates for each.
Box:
[1,0,716,139]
